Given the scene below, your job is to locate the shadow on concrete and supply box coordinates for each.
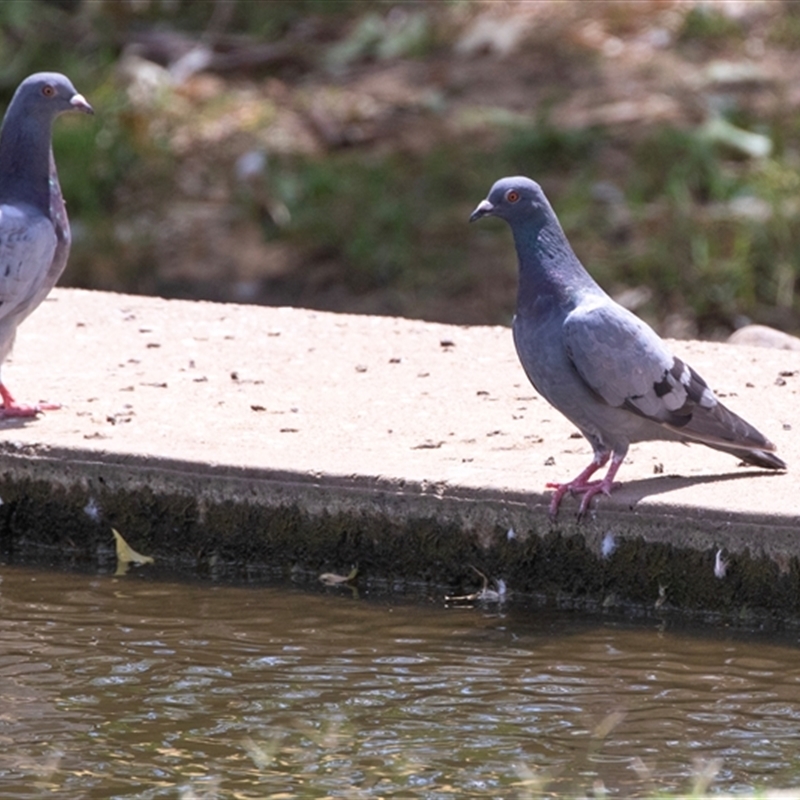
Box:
[614,468,784,508]
[0,418,43,431]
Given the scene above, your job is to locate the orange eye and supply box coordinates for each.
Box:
[506,190,520,203]
[42,85,55,97]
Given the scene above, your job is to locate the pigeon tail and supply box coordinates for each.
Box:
[692,440,786,471]
[660,381,786,471]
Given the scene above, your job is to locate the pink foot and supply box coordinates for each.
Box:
[546,452,624,519]
[574,476,622,518]
[0,384,60,418]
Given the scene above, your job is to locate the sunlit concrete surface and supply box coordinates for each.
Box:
[0,288,798,615]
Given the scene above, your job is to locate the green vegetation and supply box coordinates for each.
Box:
[2,1,800,336]
[270,122,605,318]
[271,112,800,333]
[678,5,745,51]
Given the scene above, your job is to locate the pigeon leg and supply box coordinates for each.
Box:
[575,452,625,518]
[546,451,610,519]
[0,383,59,418]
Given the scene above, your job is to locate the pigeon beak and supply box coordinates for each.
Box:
[70,93,94,115]
[469,199,494,222]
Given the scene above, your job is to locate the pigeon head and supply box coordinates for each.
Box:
[469,176,550,227]
[0,72,93,213]
[8,72,93,121]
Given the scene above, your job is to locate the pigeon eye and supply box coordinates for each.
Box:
[506,190,520,203]
[42,85,55,98]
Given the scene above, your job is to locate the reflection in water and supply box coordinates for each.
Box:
[1,565,800,797]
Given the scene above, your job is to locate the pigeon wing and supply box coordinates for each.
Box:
[0,205,57,325]
[562,300,779,455]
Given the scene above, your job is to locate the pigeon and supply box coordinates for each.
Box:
[470,176,786,518]
[0,72,93,417]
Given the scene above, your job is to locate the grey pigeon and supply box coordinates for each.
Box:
[470,176,786,518]
[0,72,93,417]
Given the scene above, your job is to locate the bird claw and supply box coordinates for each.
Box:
[0,399,60,418]
[546,479,593,520]
[546,477,621,520]
[576,480,621,519]
[545,453,624,520]
[0,383,60,417]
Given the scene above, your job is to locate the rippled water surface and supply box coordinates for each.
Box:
[2,565,800,798]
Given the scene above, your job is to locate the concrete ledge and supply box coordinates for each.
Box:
[1,289,799,622]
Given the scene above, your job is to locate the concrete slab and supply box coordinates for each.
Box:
[1,288,798,621]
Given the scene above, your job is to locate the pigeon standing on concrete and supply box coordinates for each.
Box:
[0,72,93,417]
[470,176,785,518]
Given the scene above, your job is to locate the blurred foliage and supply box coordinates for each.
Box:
[631,128,734,205]
[99,0,371,39]
[272,109,800,333]
[325,8,433,69]
[0,1,798,336]
[768,4,800,49]
[677,5,745,51]
[275,122,603,292]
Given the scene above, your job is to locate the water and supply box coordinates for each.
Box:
[2,565,800,798]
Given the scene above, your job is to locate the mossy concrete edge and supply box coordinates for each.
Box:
[0,442,798,627]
